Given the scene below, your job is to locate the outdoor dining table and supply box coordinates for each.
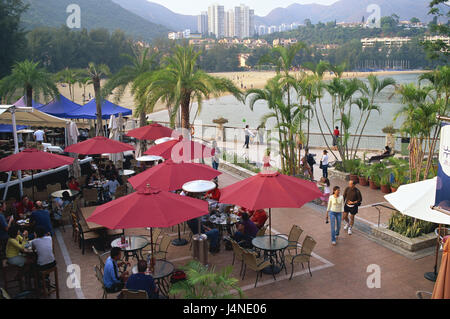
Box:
[111,236,149,261]
[131,259,175,297]
[80,206,105,231]
[51,189,79,198]
[182,180,216,194]
[252,235,288,275]
[209,213,240,238]
[88,180,109,202]
[136,155,163,162]
[119,169,135,176]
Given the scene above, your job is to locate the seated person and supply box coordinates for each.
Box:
[88,172,99,185]
[30,201,53,236]
[15,195,34,218]
[206,183,221,201]
[53,191,72,221]
[125,260,159,299]
[6,226,30,268]
[233,213,259,246]
[186,217,220,253]
[0,201,13,254]
[67,176,80,191]
[369,146,392,163]
[103,247,129,293]
[250,209,268,228]
[103,175,120,200]
[32,226,56,271]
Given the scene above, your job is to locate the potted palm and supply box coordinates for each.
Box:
[345,159,361,183]
[379,168,391,194]
[358,165,369,186]
[387,158,408,192]
[368,163,383,190]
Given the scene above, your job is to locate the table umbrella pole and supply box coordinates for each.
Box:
[425,224,441,282]
[150,228,155,272]
[172,224,188,246]
[269,208,272,243]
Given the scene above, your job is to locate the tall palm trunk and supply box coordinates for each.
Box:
[26,85,33,107]
[93,77,102,136]
[181,92,191,138]
[139,110,147,152]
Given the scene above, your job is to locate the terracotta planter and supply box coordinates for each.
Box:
[349,174,359,183]
[369,180,380,190]
[390,186,398,193]
[380,184,391,194]
[358,176,368,186]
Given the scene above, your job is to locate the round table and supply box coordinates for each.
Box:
[51,189,79,198]
[252,235,288,275]
[182,180,216,193]
[136,155,163,162]
[111,236,149,261]
[209,213,241,238]
[131,259,174,297]
[154,137,175,145]
[119,169,135,176]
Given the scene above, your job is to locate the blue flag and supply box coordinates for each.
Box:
[435,122,450,212]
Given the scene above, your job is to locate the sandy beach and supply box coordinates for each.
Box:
[56,69,427,118]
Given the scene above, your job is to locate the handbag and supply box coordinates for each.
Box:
[319,161,323,169]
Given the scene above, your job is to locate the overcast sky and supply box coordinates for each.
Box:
[148,0,339,16]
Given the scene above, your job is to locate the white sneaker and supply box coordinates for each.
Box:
[343,222,349,230]
[331,241,336,246]
[348,227,352,235]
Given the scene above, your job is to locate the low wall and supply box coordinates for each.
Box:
[371,226,436,252]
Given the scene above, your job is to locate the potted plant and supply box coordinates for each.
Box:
[379,168,391,194]
[345,159,361,183]
[368,163,383,190]
[387,158,408,192]
[358,164,369,186]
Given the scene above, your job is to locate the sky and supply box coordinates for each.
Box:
[147,0,339,16]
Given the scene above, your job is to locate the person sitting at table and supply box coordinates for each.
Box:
[250,209,268,229]
[186,217,221,254]
[67,176,80,191]
[52,191,72,222]
[6,226,31,270]
[15,195,34,219]
[125,260,159,299]
[32,226,56,272]
[0,200,14,255]
[88,172,100,185]
[103,247,129,293]
[206,182,221,201]
[103,174,120,201]
[233,213,258,248]
[30,201,53,236]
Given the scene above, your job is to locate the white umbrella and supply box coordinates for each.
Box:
[108,115,123,164]
[385,178,450,225]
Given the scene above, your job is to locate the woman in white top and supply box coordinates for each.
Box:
[319,177,331,206]
[321,150,329,178]
[326,186,344,245]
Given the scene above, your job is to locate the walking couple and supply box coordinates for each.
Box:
[325,180,362,245]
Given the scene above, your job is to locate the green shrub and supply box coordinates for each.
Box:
[388,212,436,238]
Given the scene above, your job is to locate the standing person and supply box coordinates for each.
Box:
[320,150,329,178]
[300,154,312,180]
[333,126,340,149]
[343,180,363,235]
[211,140,220,170]
[305,148,316,181]
[262,149,273,171]
[326,186,344,245]
[243,125,254,149]
[33,127,45,144]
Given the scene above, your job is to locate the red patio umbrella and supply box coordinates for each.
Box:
[87,184,208,267]
[128,159,221,191]
[64,136,134,155]
[219,171,322,240]
[144,136,215,162]
[0,148,75,199]
[126,123,173,141]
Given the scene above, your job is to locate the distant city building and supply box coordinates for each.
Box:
[268,26,277,34]
[258,25,266,35]
[198,11,208,35]
[168,29,201,40]
[361,37,412,49]
[208,4,225,38]
[273,38,298,47]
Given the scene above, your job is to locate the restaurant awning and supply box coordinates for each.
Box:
[0,124,27,133]
[0,105,71,128]
[35,94,83,118]
[68,98,132,119]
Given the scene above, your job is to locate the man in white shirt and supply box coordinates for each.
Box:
[104,176,120,200]
[243,125,254,149]
[33,127,45,143]
[321,150,329,178]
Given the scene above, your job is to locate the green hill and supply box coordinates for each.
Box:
[21,0,168,42]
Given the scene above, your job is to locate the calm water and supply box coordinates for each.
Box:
[148,73,422,135]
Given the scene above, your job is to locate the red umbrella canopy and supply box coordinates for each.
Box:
[144,136,215,162]
[87,185,209,229]
[126,123,173,141]
[0,148,74,171]
[219,171,322,210]
[128,159,221,191]
[64,136,134,155]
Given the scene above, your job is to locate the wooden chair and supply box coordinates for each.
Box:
[143,228,162,251]
[230,239,246,276]
[121,289,148,299]
[282,225,304,256]
[416,291,432,299]
[92,246,106,272]
[82,188,98,206]
[46,183,61,196]
[77,222,100,255]
[35,266,59,299]
[1,259,23,291]
[285,235,317,280]
[94,266,118,299]
[242,251,272,287]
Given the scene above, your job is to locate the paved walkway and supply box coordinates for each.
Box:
[7,169,437,299]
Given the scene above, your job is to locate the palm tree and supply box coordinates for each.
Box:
[85,63,110,136]
[55,67,78,101]
[135,45,242,136]
[0,60,58,106]
[76,74,91,103]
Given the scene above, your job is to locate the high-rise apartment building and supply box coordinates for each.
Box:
[208,4,225,38]
[197,11,208,35]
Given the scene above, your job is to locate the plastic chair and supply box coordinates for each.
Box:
[285,235,317,280]
[242,251,272,287]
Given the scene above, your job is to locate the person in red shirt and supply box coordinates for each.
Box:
[206,187,221,201]
[250,209,268,228]
[333,126,340,149]
[67,176,80,191]
[15,196,34,218]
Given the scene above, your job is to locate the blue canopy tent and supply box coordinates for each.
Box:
[36,94,83,118]
[69,98,132,119]
[0,124,27,133]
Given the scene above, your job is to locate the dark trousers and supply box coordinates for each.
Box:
[244,135,250,149]
[212,160,219,170]
[322,164,328,178]
[106,282,124,293]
